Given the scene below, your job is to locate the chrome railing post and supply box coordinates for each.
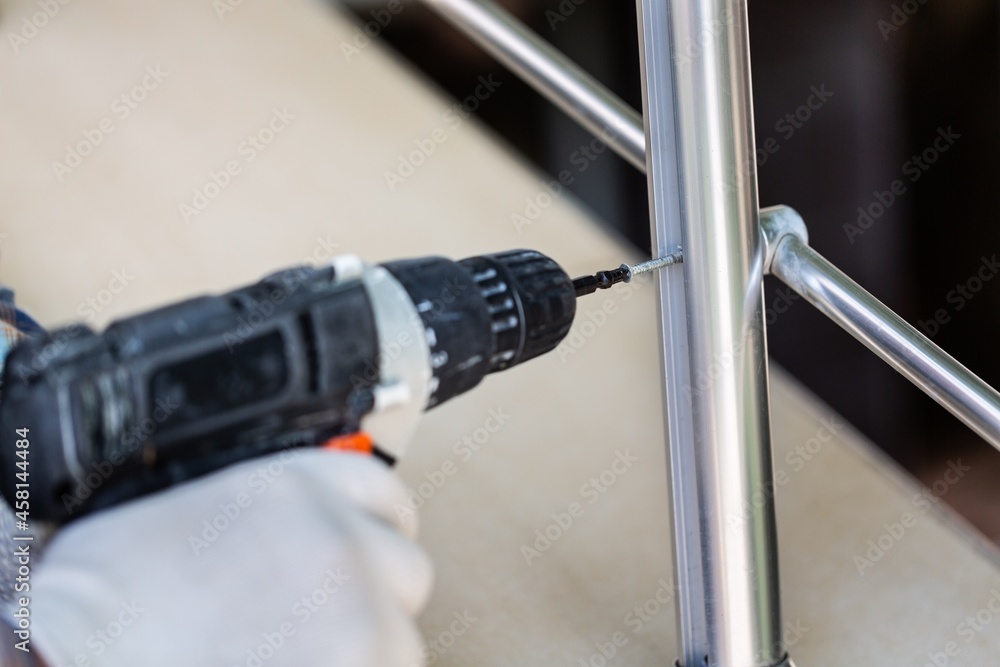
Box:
[424,0,792,664]
[635,1,787,665]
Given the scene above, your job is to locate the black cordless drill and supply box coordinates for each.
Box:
[0,249,640,524]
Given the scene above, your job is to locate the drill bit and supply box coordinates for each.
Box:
[572,249,683,297]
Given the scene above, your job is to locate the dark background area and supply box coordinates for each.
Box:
[343,0,1000,540]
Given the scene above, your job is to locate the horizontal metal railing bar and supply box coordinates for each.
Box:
[420,0,646,170]
[769,231,1000,451]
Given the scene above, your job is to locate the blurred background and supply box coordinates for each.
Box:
[340,0,1000,540]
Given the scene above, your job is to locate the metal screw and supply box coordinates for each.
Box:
[621,247,683,282]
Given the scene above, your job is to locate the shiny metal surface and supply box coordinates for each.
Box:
[636,0,784,665]
[414,0,1000,662]
[423,2,787,661]
[420,0,646,170]
[762,208,1000,452]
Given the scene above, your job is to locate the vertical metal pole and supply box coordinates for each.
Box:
[635,1,787,666]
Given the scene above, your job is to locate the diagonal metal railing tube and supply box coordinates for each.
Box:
[420,0,646,170]
[761,206,1000,452]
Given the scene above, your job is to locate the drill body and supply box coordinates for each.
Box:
[0,250,577,523]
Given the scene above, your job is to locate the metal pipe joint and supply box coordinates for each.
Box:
[760,206,809,275]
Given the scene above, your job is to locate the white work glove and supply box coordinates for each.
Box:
[29,450,433,667]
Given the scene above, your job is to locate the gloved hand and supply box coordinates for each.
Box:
[28,450,433,667]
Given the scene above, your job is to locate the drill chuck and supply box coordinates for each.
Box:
[383,250,576,407]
